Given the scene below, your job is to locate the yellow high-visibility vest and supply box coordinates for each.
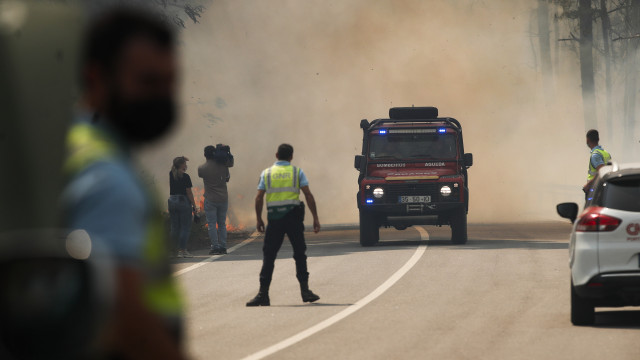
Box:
[264,164,301,220]
[587,147,611,181]
[65,123,183,320]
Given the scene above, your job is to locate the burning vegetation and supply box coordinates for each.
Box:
[191,187,246,232]
[163,187,248,251]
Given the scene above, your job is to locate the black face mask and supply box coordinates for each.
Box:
[106,95,176,144]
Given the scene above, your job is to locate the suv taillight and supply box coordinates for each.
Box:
[575,207,621,232]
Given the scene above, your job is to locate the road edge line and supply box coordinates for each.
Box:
[241,226,429,360]
[173,231,261,277]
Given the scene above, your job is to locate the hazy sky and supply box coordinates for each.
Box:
[139,0,589,226]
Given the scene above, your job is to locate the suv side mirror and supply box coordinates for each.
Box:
[354,155,364,170]
[360,119,370,129]
[463,153,473,168]
[556,202,579,223]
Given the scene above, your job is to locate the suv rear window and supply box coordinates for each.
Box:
[601,178,640,212]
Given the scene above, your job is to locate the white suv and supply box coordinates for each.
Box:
[557,162,640,325]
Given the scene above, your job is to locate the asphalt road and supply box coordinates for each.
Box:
[172,223,640,360]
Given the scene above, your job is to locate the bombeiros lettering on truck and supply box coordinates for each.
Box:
[376,163,406,168]
[354,107,473,246]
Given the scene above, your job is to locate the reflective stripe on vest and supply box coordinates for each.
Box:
[64,123,117,174]
[264,165,301,219]
[587,148,612,180]
[64,123,183,317]
[141,211,183,316]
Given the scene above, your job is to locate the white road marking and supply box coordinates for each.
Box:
[242,226,430,360]
[172,231,261,277]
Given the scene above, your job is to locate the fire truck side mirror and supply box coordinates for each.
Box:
[354,155,364,170]
[463,153,473,168]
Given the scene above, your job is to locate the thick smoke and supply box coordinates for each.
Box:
[139,0,593,226]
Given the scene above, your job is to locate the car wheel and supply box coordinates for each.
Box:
[450,209,467,245]
[359,210,379,247]
[571,280,595,326]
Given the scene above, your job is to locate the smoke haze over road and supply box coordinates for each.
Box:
[139,0,595,226]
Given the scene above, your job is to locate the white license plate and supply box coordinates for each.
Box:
[399,195,431,203]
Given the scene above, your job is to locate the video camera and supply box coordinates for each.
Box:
[213,143,234,167]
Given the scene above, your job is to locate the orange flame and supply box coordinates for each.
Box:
[226,218,246,232]
[203,218,246,232]
[193,187,245,232]
[192,187,205,212]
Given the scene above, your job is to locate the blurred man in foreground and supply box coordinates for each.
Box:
[62,8,186,359]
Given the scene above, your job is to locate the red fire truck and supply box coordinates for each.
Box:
[355,107,473,246]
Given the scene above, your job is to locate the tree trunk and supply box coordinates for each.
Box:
[600,0,614,144]
[579,0,597,130]
[623,0,640,155]
[553,6,560,80]
[538,0,554,98]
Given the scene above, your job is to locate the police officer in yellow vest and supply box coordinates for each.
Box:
[62,9,185,359]
[583,129,612,198]
[247,144,321,306]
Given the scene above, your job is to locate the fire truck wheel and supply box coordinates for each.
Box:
[359,210,379,246]
[450,209,467,245]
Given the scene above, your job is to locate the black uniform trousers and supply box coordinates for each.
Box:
[259,205,309,288]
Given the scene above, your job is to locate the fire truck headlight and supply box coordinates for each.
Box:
[373,188,384,198]
[440,185,452,197]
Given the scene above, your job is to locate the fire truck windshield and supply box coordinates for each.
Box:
[369,133,457,160]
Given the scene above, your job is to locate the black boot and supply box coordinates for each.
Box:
[300,281,320,303]
[246,286,270,307]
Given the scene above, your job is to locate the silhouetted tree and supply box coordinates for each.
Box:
[42,0,208,29]
[600,0,613,135]
[554,0,640,154]
[621,0,640,151]
[579,0,598,130]
[538,0,554,99]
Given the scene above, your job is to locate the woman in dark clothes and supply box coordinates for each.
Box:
[168,156,196,258]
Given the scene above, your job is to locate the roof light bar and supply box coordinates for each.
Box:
[388,129,436,134]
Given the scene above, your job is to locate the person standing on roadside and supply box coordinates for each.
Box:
[169,156,196,258]
[198,144,233,255]
[583,129,612,199]
[61,7,185,359]
[246,144,321,307]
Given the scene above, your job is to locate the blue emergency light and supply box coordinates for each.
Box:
[366,199,374,204]
[379,129,387,135]
[438,127,446,133]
